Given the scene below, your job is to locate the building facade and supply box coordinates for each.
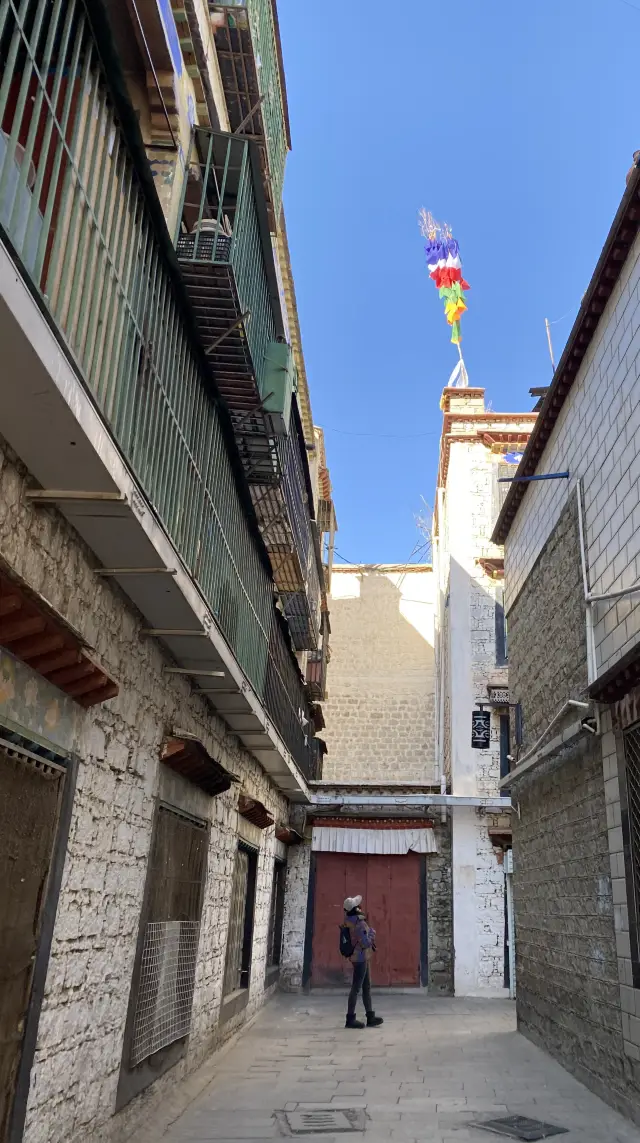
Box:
[0,2,334,1140]
[494,162,640,1120]
[432,387,536,996]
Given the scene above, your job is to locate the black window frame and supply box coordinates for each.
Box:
[617,723,640,987]
[267,859,286,970]
[495,586,508,667]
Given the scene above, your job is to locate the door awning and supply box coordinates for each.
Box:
[312,826,438,855]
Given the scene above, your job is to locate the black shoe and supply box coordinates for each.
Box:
[345,1014,365,1029]
[366,1012,384,1027]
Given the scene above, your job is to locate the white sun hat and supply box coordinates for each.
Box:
[343,895,362,912]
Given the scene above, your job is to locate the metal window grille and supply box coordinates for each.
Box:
[622,727,640,970]
[223,847,249,995]
[130,920,200,1066]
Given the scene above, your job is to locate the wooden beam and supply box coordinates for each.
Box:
[0,615,46,643]
[11,633,65,659]
[0,595,22,618]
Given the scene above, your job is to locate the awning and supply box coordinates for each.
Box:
[161,734,236,797]
[312,826,438,855]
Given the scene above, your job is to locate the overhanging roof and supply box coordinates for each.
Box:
[494,164,640,545]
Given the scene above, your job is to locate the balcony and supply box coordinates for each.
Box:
[305,607,329,701]
[250,407,321,650]
[209,0,291,230]
[176,127,293,484]
[0,0,315,792]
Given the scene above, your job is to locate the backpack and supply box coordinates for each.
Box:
[339,923,354,959]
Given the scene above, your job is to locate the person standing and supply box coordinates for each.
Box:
[341,895,384,1029]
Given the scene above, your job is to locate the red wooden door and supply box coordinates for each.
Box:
[311,852,421,987]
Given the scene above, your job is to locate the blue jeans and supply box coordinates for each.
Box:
[347,961,372,1016]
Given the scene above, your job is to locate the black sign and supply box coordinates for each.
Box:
[471,709,491,749]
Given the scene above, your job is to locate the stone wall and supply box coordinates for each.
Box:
[506,500,640,1117]
[0,439,290,1143]
[322,567,436,783]
[426,820,454,994]
[507,495,588,751]
[512,738,631,1108]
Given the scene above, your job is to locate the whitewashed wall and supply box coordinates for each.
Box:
[504,228,640,681]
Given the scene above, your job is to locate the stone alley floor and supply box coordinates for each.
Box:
[135,994,640,1143]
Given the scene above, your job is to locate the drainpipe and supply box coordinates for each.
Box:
[183,0,222,131]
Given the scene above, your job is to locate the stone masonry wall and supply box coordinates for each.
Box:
[506,499,640,1114]
[513,739,631,1107]
[426,820,454,994]
[0,439,290,1143]
[507,495,588,752]
[322,568,436,783]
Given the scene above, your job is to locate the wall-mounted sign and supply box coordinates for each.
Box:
[504,451,524,465]
[488,687,510,706]
[471,709,491,749]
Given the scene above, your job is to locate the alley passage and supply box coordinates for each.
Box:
[134,995,640,1143]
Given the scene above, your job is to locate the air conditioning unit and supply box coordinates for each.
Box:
[262,342,296,435]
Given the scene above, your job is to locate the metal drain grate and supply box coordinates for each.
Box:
[279,1107,362,1135]
[471,1116,568,1141]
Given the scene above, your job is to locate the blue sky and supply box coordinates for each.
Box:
[277,0,640,565]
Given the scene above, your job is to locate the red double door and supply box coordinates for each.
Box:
[311,851,422,988]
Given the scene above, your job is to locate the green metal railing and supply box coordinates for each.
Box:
[176,128,279,398]
[212,0,288,221]
[0,0,313,778]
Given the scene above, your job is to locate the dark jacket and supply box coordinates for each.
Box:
[344,908,376,964]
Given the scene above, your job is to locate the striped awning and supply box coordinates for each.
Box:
[312,826,438,855]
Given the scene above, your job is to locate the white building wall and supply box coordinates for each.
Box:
[504,228,640,680]
[0,440,290,1143]
[435,427,512,996]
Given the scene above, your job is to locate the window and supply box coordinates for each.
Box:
[223,844,258,996]
[492,463,512,529]
[267,860,286,968]
[620,726,640,986]
[495,587,508,666]
[499,714,511,796]
[119,804,208,1106]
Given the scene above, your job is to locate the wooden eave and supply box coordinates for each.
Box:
[161,734,236,796]
[0,568,118,707]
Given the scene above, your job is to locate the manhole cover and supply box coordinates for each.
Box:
[284,1109,356,1134]
[470,1117,568,1141]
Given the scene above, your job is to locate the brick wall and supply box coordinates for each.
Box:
[322,568,436,783]
[0,439,290,1143]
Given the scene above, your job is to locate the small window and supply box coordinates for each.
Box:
[119,804,208,1099]
[499,714,511,796]
[620,726,640,986]
[495,587,508,666]
[223,844,258,996]
[267,860,286,968]
[492,463,512,528]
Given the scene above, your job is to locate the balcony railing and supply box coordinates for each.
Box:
[251,410,321,650]
[176,127,292,484]
[0,0,314,777]
[209,0,290,230]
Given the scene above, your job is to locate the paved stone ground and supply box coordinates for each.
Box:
[140,994,640,1143]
